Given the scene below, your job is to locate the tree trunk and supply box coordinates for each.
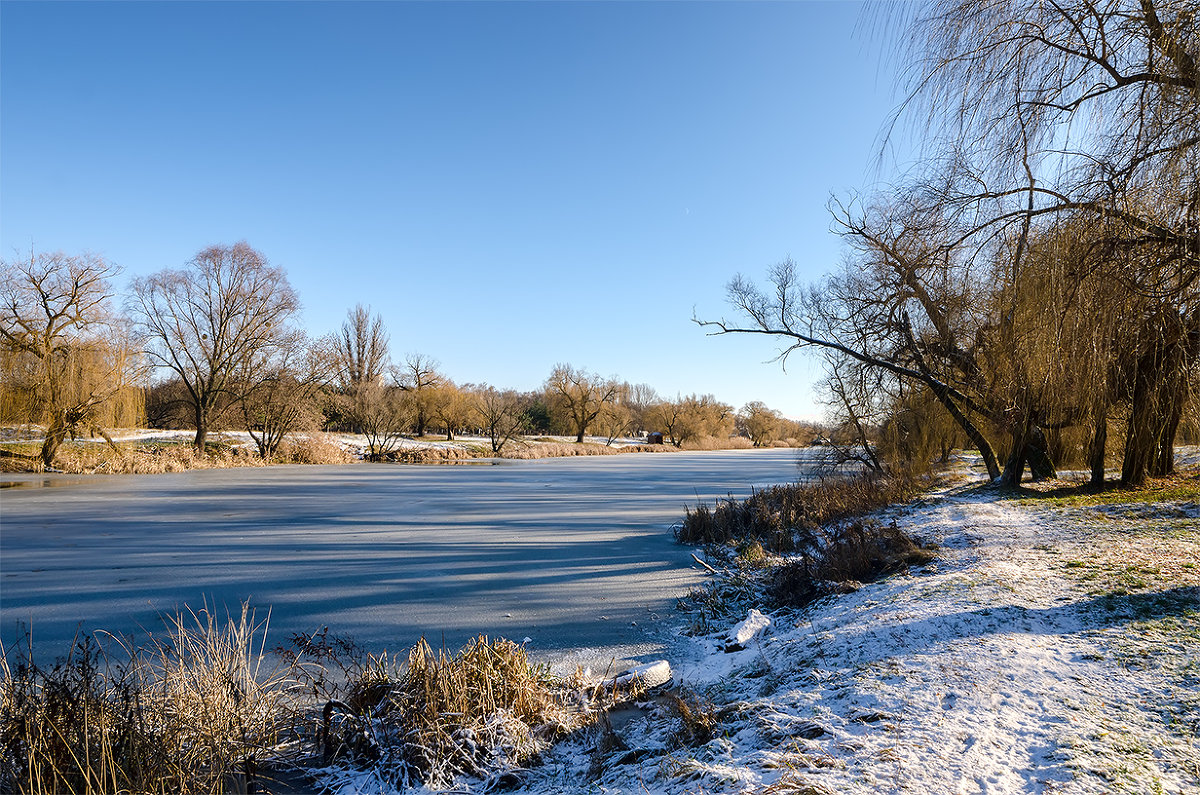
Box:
[1088,410,1108,486]
[999,428,1027,488]
[929,384,1001,480]
[40,412,68,469]
[1123,339,1180,485]
[1123,313,1199,486]
[1150,381,1185,478]
[193,403,208,454]
[1026,427,1057,481]
[899,317,1000,479]
[999,421,1056,488]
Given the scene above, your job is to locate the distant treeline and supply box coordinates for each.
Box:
[0,246,817,468]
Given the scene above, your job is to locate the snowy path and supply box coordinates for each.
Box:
[528,487,1200,795]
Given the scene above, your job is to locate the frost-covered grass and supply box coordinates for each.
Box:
[525,472,1200,795]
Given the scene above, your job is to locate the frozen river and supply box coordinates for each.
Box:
[1,449,809,666]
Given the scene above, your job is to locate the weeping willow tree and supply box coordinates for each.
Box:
[0,251,145,468]
[893,0,1198,485]
[705,0,1197,486]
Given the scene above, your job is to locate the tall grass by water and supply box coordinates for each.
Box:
[1,606,650,794]
[676,471,921,552]
[0,603,285,794]
[675,472,935,623]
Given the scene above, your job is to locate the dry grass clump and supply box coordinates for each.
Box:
[0,604,286,795]
[666,689,720,748]
[315,636,581,790]
[767,519,937,608]
[2,440,268,474]
[681,435,755,451]
[2,433,352,473]
[276,434,351,465]
[150,605,289,787]
[501,441,622,459]
[677,472,921,552]
[760,775,837,795]
[373,445,489,463]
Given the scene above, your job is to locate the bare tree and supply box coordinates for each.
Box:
[239,334,333,459]
[623,382,659,437]
[129,242,300,453]
[426,380,476,441]
[544,364,619,443]
[397,353,443,437]
[346,382,412,459]
[336,304,390,391]
[700,0,1196,487]
[595,400,632,446]
[472,384,527,454]
[699,252,1007,480]
[645,398,687,448]
[891,0,1200,484]
[819,357,885,472]
[0,251,142,468]
[646,394,733,447]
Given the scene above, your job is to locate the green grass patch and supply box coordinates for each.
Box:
[1010,469,1200,509]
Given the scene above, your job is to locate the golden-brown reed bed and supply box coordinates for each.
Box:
[1,610,647,794]
[0,434,351,474]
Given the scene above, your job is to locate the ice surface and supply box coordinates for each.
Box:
[0,449,809,666]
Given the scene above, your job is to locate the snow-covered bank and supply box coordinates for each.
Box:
[524,482,1200,795]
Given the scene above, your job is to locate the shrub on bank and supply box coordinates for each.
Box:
[767,519,937,607]
[676,472,921,552]
[676,473,935,618]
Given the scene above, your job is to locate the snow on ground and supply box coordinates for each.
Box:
[523,483,1200,795]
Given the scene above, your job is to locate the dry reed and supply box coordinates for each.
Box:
[1,433,350,474]
[768,519,937,608]
[2,614,612,794]
[0,603,286,795]
[681,435,755,451]
[314,636,585,790]
[676,472,921,552]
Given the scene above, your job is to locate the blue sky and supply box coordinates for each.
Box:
[1,1,905,420]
